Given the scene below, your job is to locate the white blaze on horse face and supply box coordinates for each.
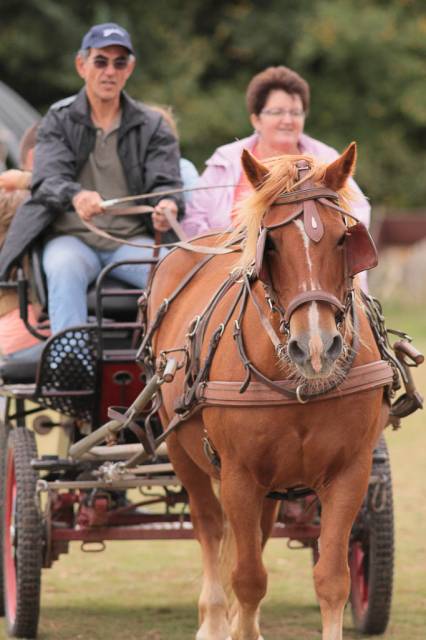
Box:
[293,220,315,291]
[293,220,323,370]
[293,219,313,289]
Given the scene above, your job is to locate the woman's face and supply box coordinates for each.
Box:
[250,89,305,153]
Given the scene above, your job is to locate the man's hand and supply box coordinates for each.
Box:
[0,169,31,191]
[72,190,105,221]
[152,198,178,232]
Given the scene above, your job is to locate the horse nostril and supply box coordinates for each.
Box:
[326,334,343,361]
[288,338,307,364]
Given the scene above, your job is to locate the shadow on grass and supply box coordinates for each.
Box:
[38,603,198,640]
[36,602,382,640]
[262,601,378,640]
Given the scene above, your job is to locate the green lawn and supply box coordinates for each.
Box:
[1,302,424,640]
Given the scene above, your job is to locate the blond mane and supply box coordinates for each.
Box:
[230,153,357,273]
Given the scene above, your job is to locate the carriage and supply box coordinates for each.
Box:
[0,146,423,640]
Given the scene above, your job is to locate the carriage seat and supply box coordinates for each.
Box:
[0,357,39,384]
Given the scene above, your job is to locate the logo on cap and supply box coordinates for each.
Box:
[103,28,124,38]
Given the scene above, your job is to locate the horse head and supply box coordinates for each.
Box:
[239,143,377,382]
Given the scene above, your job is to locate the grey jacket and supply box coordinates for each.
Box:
[0,88,183,278]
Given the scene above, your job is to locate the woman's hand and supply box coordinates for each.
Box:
[152,198,178,232]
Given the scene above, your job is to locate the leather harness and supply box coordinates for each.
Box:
[139,160,393,419]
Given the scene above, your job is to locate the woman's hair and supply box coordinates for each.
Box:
[19,122,40,168]
[246,66,310,115]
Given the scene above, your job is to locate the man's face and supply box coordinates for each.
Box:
[75,45,135,103]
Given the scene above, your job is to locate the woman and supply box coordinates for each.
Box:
[183,66,370,239]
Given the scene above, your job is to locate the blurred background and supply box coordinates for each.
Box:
[1,0,426,306]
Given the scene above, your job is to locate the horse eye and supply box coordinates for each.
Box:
[336,233,347,247]
[265,236,277,252]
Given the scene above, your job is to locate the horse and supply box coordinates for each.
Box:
[144,143,392,640]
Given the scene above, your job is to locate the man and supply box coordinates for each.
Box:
[0,22,183,334]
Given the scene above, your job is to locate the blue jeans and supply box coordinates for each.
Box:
[43,235,164,334]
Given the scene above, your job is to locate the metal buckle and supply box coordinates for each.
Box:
[296,385,308,404]
[186,315,201,338]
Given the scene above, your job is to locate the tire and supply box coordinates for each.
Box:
[0,422,9,617]
[3,428,42,638]
[349,434,394,635]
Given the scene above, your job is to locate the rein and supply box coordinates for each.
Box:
[81,210,239,255]
[80,184,240,256]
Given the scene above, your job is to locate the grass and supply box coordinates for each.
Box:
[1,302,425,639]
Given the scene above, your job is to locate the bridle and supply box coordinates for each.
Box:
[254,159,378,334]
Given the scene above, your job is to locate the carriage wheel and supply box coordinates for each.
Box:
[349,434,394,635]
[0,422,9,617]
[3,428,42,638]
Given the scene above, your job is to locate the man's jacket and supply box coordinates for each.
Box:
[0,89,183,279]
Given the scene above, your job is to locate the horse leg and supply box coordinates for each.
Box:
[261,498,279,547]
[314,459,371,640]
[220,467,267,640]
[226,496,278,631]
[166,435,229,640]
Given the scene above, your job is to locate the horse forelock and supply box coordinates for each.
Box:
[229,153,356,274]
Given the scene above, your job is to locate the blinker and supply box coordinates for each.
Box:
[345,223,378,276]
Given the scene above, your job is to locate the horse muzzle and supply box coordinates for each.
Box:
[287,329,344,378]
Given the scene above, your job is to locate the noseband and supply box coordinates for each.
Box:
[255,160,378,328]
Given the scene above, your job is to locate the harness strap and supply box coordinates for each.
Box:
[196,360,394,406]
[244,276,283,352]
[283,290,345,323]
[273,186,339,204]
[177,277,245,412]
[232,276,360,402]
[136,252,217,361]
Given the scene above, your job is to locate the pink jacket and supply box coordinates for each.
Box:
[183,132,371,238]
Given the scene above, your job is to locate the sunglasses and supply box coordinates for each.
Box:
[91,55,130,70]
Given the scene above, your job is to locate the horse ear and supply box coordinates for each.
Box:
[241,149,269,189]
[323,142,357,191]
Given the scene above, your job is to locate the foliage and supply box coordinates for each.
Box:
[0,0,425,208]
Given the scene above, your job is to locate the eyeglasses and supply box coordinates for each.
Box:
[91,55,130,70]
[260,108,305,118]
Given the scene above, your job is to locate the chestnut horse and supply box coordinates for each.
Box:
[145,143,391,640]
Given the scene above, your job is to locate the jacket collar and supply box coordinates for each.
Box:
[206,133,258,168]
[69,88,145,131]
[207,132,315,168]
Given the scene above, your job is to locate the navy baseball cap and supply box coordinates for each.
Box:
[81,22,134,54]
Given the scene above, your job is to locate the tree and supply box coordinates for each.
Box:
[0,0,425,207]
